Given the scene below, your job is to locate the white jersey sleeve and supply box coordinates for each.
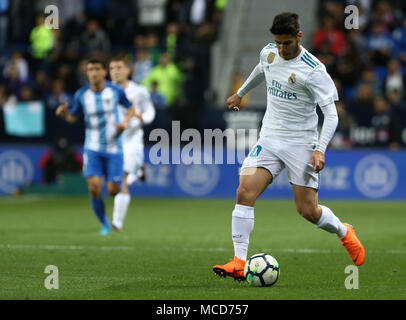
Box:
[316,102,338,153]
[136,86,156,125]
[305,65,338,107]
[237,63,265,98]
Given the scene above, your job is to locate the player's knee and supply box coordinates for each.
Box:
[236,185,256,206]
[107,184,121,196]
[296,204,319,223]
[88,184,101,199]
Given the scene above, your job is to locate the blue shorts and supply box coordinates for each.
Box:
[83,149,123,184]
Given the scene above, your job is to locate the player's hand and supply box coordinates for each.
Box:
[134,111,144,124]
[55,103,69,118]
[310,150,325,173]
[115,121,128,137]
[226,94,242,111]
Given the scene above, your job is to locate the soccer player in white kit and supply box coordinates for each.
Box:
[213,12,365,281]
[109,56,156,231]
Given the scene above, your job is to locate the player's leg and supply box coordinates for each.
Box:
[233,167,273,259]
[112,171,130,231]
[213,139,285,280]
[87,176,111,234]
[292,185,365,265]
[213,167,273,280]
[292,184,346,234]
[112,147,142,231]
[83,150,111,234]
[282,142,365,266]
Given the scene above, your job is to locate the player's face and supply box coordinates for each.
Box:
[109,61,130,84]
[87,63,107,85]
[274,32,302,60]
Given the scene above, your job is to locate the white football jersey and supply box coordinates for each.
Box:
[121,81,156,148]
[240,43,338,145]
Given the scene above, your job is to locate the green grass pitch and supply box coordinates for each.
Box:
[0,195,405,300]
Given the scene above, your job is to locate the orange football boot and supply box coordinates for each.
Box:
[341,223,365,266]
[213,256,246,281]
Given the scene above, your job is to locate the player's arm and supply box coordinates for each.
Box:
[116,105,135,136]
[227,63,265,111]
[116,87,135,136]
[306,66,339,173]
[136,90,156,125]
[55,103,78,123]
[311,102,338,173]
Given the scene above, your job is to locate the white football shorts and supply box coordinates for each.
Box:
[241,136,319,190]
[123,143,144,175]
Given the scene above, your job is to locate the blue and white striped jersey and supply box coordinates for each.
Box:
[69,81,132,154]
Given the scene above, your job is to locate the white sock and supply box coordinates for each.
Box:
[232,204,254,261]
[112,193,131,229]
[315,205,347,238]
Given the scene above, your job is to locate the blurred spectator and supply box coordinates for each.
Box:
[387,88,406,112]
[29,14,55,60]
[0,0,9,52]
[33,70,48,100]
[1,63,24,99]
[330,101,356,149]
[229,71,250,109]
[177,56,204,129]
[150,81,167,110]
[80,20,111,54]
[351,83,375,126]
[76,59,89,87]
[393,17,406,65]
[312,13,346,57]
[39,135,82,184]
[142,52,185,107]
[371,0,396,30]
[3,52,29,82]
[145,32,162,66]
[165,22,180,60]
[19,85,34,102]
[132,48,153,84]
[356,68,382,96]
[363,21,394,66]
[370,96,402,149]
[335,40,364,87]
[46,79,72,110]
[383,59,404,96]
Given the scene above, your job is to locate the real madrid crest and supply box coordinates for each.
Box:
[267,52,275,64]
[288,73,296,84]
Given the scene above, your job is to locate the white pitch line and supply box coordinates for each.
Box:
[1,244,406,254]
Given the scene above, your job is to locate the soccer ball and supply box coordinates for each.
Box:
[244,253,280,287]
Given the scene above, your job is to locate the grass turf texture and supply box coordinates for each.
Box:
[0,196,405,300]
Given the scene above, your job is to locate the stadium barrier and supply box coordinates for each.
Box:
[0,145,405,200]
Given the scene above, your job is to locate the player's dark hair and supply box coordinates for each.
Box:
[270,12,300,36]
[87,58,107,70]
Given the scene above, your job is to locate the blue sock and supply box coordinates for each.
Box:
[90,197,110,227]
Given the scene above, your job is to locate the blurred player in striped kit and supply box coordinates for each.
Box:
[56,58,135,235]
